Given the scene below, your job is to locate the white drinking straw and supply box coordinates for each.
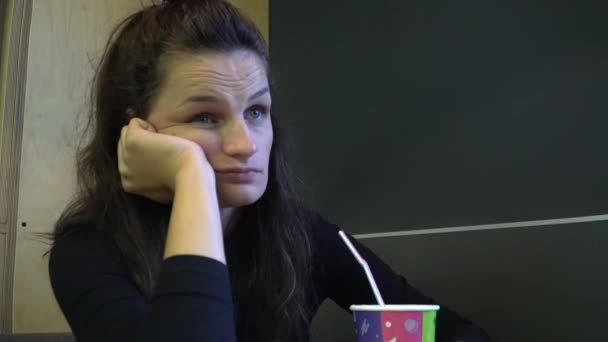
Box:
[338,230,385,306]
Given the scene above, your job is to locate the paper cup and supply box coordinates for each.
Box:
[350,305,440,342]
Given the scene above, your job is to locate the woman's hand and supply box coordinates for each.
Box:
[117,118,213,203]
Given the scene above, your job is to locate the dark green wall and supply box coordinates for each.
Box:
[271,0,608,233]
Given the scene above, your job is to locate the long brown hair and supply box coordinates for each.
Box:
[52,0,315,340]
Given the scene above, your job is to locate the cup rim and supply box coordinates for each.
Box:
[350,304,440,312]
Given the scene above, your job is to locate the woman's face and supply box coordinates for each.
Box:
[146,50,273,208]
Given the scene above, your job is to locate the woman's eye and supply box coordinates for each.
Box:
[245,106,269,121]
[191,113,215,124]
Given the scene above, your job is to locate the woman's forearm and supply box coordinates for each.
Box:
[163,159,225,263]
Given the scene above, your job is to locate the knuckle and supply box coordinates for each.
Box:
[121,179,134,192]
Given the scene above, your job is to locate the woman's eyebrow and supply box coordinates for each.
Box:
[248,87,269,101]
[180,94,221,106]
[179,87,269,107]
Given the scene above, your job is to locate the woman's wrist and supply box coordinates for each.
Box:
[173,149,215,192]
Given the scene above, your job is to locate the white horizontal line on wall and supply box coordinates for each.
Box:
[353,213,608,239]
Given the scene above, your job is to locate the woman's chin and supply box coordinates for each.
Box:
[216,183,266,208]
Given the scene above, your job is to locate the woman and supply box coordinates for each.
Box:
[49,0,491,341]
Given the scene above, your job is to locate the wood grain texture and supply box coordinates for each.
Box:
[13,0,144,333]
[0,0,32,333]
[0,233,7,332]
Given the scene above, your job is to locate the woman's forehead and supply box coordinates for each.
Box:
[162,50,268,90]
[149,50,270,115]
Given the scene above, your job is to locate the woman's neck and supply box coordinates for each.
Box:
[220,207,239,233]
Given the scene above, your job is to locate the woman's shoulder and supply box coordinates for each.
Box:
[302,208,340,236]
[301,208,344,254]
[52,221,109,249]
[49,222,123,275]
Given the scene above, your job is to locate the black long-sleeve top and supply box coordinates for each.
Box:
[49,214,491,341]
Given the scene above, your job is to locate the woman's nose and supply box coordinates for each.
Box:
[222,120,257,158]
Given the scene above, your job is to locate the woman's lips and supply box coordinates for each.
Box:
[215,168,261,183]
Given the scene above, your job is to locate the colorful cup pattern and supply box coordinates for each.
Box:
[353,309,437,342]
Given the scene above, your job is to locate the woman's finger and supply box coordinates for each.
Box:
[117,126,128,177]
[129,117,151,131]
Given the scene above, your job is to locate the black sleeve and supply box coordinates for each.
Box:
[312,216,491,342]
[48,228,236,342]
